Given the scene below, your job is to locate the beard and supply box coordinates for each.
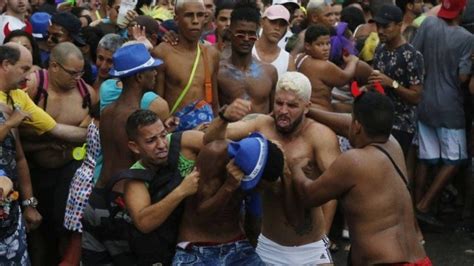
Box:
[274,113,304,135]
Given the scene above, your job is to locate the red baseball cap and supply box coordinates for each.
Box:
[437,0,466,19]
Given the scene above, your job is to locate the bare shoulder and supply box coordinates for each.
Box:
[152,42,172,58]
[85,83,99,104]
[204,44,220,59]
[306,119,338,139]
[262,62,277,80]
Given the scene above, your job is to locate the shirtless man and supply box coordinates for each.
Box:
[23,42,97,265]
[81,43,163,265]
[218,1,277,114]
[296,91,430,265]
[253,5,296,79]
[296,25,359,111]
[152,0,220,124]
[204,72,340,265]
[173,133,284,264]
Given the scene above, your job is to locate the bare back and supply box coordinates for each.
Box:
[297,56,335,111]
[96,102,137,188]
[153,43,219,113]
[178,141,244,243]
[218,58,277,114]
[339,139,426,264]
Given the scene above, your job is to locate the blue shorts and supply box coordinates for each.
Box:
[172,240,264,265]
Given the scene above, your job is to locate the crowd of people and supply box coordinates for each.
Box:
[0,0,472,264]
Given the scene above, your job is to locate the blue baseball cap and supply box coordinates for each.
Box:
[228,132,284,191]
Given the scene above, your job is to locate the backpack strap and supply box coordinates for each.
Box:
[77,78,92,110]
[34,69,49,109]
[106,168,156,193]
[200,44,212,105]
[371,144,409,186]
[167,131,183,171]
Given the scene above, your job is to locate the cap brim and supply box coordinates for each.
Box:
[370,16,391,25]
[240,132,268,191]
[264,15,290,24]
[109,58,164,78]
[72,34,86,46]
[32,33,45,39]
[280,2,300,9]
[437,8,461,19]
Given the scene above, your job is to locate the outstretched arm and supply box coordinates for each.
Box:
[307,108,352,138]
[292,152,357,208]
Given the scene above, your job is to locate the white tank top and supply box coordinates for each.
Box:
[252,46,290,78]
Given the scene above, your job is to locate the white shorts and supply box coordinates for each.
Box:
[256,234,332,265]
[418,121,468,165]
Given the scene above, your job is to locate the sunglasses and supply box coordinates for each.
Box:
[233,32,258,42]
[56,62,85,78]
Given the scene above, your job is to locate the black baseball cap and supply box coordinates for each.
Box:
[51,12,85,46]
[371,4,403,25]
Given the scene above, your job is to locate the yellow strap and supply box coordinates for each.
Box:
[170,44,201,114]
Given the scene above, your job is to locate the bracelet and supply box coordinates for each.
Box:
[218,105,232,123]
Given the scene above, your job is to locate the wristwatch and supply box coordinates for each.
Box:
[392,80,400,89]
[218,105,232,123]
[22,197,38,208]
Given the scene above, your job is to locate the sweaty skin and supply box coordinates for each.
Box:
[301,110,427,265]
[153,42,220,114]
[152,1,220,115]
[204,109,340,246]
[218,58,277,114]
[178,140,245,243]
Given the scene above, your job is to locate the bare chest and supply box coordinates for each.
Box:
[218,64,273,104]
[40,90,88,125]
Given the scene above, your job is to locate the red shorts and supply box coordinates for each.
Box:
[390,257,432,266]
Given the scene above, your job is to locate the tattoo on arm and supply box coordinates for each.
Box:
[242,114,258,121]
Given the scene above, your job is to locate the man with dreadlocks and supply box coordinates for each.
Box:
[217,0,277,114]
[296,90,431,265]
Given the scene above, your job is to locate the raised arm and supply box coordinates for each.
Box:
[203,99,257,144]
[307,108,352,138]
[319,54,359,87]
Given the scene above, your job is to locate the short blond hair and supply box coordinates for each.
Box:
[276,72,311,101]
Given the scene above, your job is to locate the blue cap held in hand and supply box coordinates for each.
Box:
[228,132,284,191]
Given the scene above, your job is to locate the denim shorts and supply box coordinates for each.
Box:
[172,240,264,266]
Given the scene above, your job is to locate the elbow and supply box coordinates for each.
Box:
[133,218,154,234]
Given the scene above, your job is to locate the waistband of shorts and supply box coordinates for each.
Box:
[385,256,432,266]
[178,234,247,250]
[258,233,329,250]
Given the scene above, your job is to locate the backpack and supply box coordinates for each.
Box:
[33,69,92,110]
[105,132,185,266]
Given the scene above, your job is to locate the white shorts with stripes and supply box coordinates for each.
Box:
[256,234,332,265]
